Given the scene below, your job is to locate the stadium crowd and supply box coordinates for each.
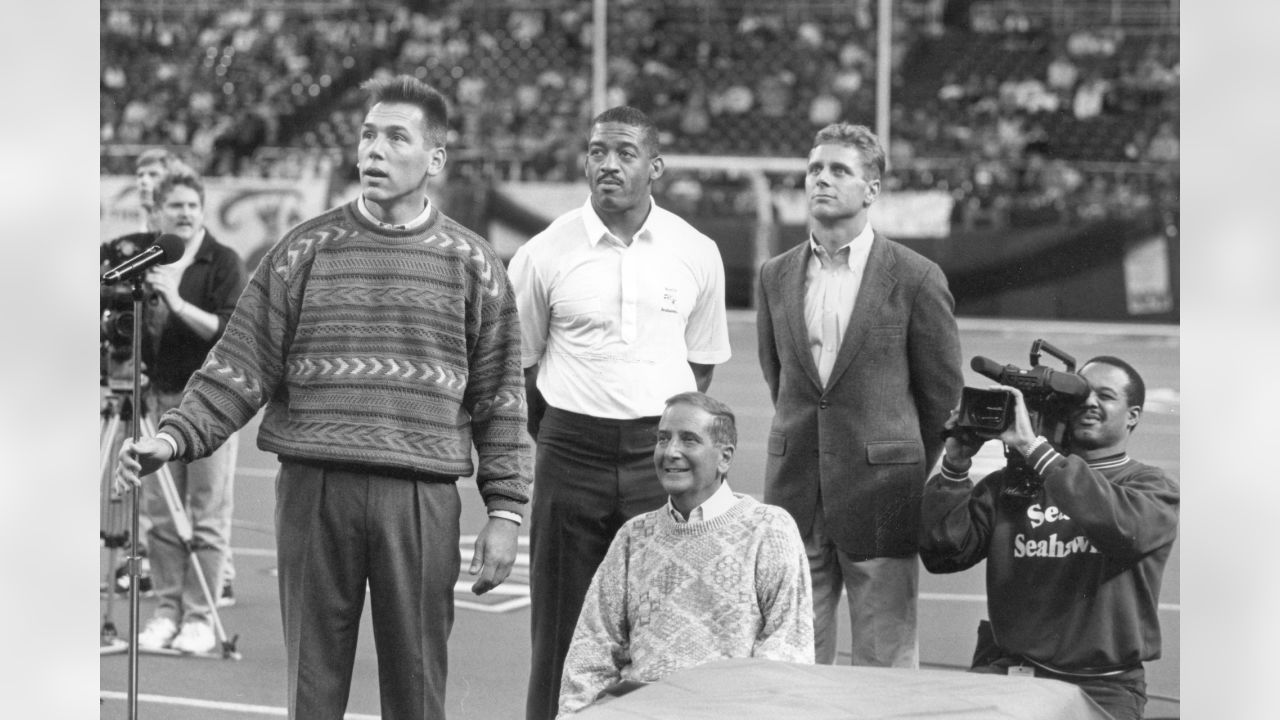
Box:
[100,0,1177,230]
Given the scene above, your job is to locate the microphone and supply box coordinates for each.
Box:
[101,233,185,285]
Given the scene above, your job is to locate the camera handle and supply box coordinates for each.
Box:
[1030,338,1077,373]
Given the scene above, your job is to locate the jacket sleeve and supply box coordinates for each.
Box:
[919,463,998,574]
[557,531,632,716]
[907,262,964,471]
[755,266,781,405]
[752,511,816,663]
[1030,445,1180,562]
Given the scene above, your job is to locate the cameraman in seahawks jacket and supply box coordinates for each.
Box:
[919,356,1178,720]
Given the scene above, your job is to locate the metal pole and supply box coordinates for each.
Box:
[876,0,893,166]
[127,279,145,719]
[592,0,608,117]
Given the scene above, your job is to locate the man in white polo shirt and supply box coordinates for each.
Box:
[509,105,731,720]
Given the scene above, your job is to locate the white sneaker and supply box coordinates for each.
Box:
[170,620,217,654]
[137,617,178,650]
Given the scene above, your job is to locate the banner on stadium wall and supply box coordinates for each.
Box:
[1122,234,1173,315]
[100,176,330,263]
[772,189,954,239]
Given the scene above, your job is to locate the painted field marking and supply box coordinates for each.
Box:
[98,690,380,719]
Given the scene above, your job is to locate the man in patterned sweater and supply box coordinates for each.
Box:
[919,356,1178,720]
[557,393,814,717]
[116,75,531,720]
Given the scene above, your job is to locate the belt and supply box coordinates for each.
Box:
[279,456,457,484]
[544,405,661,426]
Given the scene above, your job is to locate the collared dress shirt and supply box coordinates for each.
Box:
[667,480,737,523]
[804,223,875,386]
[356,193,435,230]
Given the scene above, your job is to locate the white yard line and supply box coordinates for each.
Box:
[98,691,381,719]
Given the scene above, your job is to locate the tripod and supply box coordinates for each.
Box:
[99,382,240,661]
[99,272,240,719]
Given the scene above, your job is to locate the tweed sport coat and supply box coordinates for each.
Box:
[756,233,963,558]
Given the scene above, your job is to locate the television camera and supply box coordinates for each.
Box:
[952,339,1092,497]
[100,233,183,385]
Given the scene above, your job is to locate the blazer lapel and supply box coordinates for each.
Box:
[780,244,824,390]
[825,234,898,389]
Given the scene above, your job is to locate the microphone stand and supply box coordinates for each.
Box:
[124,274,146,720]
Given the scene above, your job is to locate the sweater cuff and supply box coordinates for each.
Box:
[483,495,527,520]
[487,509,522,526]
[1025,440,1065,477]
[155,432,179,460]
[939,457,971,482]
[156,423,188,460]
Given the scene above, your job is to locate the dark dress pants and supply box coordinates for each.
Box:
[525,407,667,720]
[275,461,461,720]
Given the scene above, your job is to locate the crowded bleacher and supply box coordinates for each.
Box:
[100,0,1178,233]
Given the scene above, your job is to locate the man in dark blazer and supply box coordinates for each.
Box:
[756,123,963,668]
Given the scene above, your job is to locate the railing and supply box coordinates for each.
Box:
[101,143,1177,184]
[100,0,398,15]
[979,0,1179,33]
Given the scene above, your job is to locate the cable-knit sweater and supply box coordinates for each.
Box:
[157,199,531,514]
[557,494,814,716]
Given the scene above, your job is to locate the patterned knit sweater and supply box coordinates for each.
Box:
[157,200,531,514]
[557,495,814,716]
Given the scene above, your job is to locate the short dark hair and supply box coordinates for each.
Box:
[135,148,180,173]
[812,122,885,181]
[154,171,205,207]
[1083,355,1146,410]
[360,74,450,147]
[663,392,737,447]
[591,105,660,156]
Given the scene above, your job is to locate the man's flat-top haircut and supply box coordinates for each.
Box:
[591,105,660,157]
[664,391,737,447]
[154,171,205,206]
[813,122,886,181]
[1083,355,1147,410]
[361,74,450,147]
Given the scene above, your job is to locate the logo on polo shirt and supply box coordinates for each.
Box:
[661,287,679,314]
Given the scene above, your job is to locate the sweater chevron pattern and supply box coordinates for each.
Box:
[159,200,531,513]
[557,495,814,716]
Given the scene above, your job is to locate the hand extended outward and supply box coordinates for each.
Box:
[469,515,520,595]
[113,436,174,495]
[942,384,1041,472]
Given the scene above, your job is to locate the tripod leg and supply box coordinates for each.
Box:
[100,403,130,653]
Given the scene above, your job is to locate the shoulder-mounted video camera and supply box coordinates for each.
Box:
[954,339,1092,498]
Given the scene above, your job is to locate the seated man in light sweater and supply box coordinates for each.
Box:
[557,392,815,717]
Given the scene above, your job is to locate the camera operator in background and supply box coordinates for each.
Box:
[134,148,192,231]
[919,356,1179,720]
[129,171,247,653]
[101,148,198,598]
